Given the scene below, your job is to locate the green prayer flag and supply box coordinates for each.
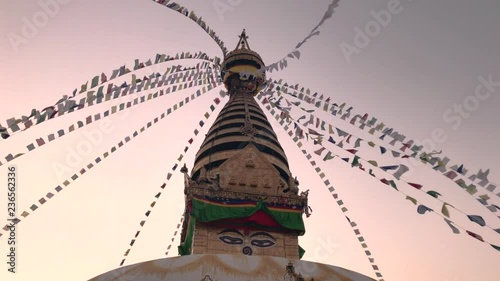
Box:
[323,151,334,161]
[478,194,490,201]
[91,75,99,88]
[80,82,88,93]
[491,244,500,252]
[466,184,478,195]
[298,245,305,259]
[368,160,378,167]
[426,190,442,198]
[351,156,360,167]
[388,180,398,190]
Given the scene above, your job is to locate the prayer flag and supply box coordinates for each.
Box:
[467,215,485,227]
[491,244,500,252]
[91,76,99,88]
[444,218,460,234]
[351,156,360,167]
[417,205,433,214]
[323,151,334,161]
[393,164,409,179]
[426,190,441,198]
[466,230,484,242]
[380,165,398,171]
[441,203,450,218]
[408,182,423,190]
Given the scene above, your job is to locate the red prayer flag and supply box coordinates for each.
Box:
[466,230,484,242]
[408,182,423,190]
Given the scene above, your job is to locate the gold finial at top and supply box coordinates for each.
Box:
[236,29,250,50]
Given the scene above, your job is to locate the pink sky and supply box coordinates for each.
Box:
[0,0,499,280]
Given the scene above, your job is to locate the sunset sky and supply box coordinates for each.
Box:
[0,0,499,280]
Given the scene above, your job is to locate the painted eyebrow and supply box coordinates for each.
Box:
[218,229,244,236]
[250,232,276,240]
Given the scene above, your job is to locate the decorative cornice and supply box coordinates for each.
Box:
[187,186,307,207]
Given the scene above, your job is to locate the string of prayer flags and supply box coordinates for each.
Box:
[1,72,213,166]
[165,216,185,256]
[295,141,384,279]
[0,57,218,141]
[268,85,500,243]
[153,0,228,55]
[262,88,500,241]
[260,94,388,281]
[274,80,500,199]
[0,84,222,239]
[279,87,500,217]
[265,0,341,73]
[120,90,225,266]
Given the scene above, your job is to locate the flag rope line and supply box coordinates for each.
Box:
[268,84,500,219]
[256,93,386,281]
[258,92,500,252]
[271,80,500,189]
[264,88,500,237]
[0,83,221,239]
[265,0,341,74]
[119,90,226,266]
[283,99,500,236]
[152,0,229,56]
[0,52,220,139]
[270,81,500,212]
[164,215,185,256]
[1,70,214,167]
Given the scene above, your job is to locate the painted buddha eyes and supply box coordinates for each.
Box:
[217,229,276,248]
[219,236,243,245]
[250,239,275,248]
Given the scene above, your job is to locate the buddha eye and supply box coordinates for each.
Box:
[251,239,275,248]
[219,236,243,245]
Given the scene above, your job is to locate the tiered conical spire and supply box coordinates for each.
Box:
[179,30,309,259]
[192,29,292,184]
